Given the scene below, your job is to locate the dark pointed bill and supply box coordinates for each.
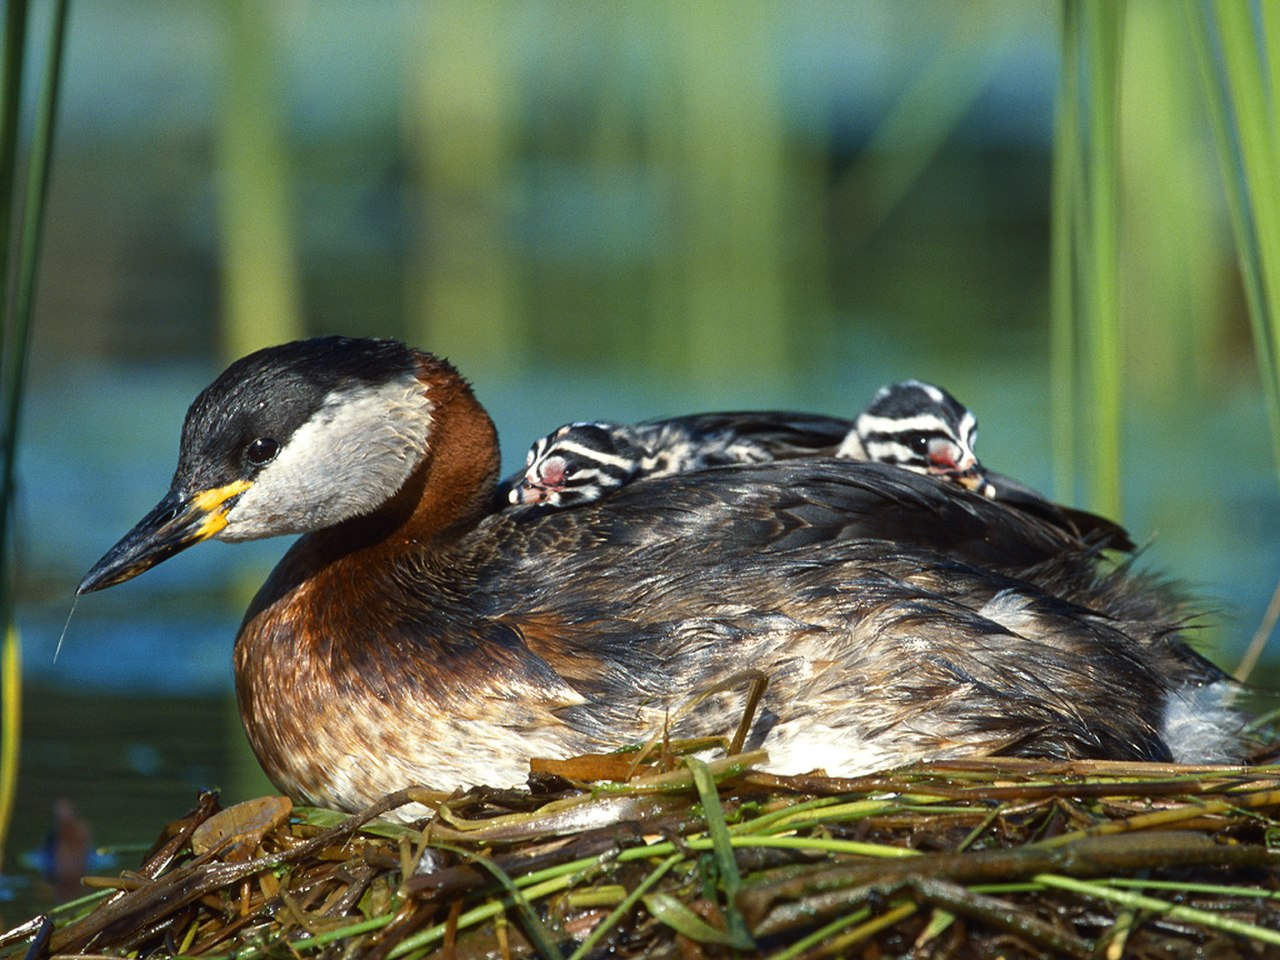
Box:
[77,480,251,594]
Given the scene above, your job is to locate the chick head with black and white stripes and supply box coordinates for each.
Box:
[848,380,990,494]
[508,421,645,507]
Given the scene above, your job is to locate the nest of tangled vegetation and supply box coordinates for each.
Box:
[3,740,1280,960]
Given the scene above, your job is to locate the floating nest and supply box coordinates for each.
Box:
[3,744,1280,959]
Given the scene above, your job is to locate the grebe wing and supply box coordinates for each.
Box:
[495,459,1087,570]
[983,469,1136,551]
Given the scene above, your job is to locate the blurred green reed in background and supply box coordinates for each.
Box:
[1185,0,1280,679]
[0,0,67,866]
[216,0,303,359]
[1052,1,1256,519]
[208,0,1280,525]
[1052,1,1122,518]
[206,0,1277,476]
[1189,1,1280,480]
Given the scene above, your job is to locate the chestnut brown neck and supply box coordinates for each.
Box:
[247,353,500,607]
[391,353,500,544]
[233,353,510,800]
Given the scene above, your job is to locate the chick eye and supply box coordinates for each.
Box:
[907,435,930,455]
[246,437,279,467]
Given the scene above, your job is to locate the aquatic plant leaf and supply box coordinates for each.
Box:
[686,756,755,949]
[191,795,292,862]
[641,892,742,945]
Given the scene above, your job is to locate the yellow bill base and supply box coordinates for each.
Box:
[191,479,253,539]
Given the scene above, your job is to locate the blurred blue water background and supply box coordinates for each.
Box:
[4,0,1279,920]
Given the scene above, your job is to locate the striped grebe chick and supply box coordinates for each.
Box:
[838,379,991,493]
[505,382,1131,549]
[79,338,1239,817]
[505,412,852,508]
[504,381,982,508]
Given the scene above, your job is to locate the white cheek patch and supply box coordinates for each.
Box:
[835,430,866,460]
[221,377,433,540]
[857,411,950,439]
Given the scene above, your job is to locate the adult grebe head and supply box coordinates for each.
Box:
[79,337,461,592]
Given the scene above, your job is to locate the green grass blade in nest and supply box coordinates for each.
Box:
[284,912,396,954]
[1101,877,1280,900]
[567,853,680,960]
[766,905,874,960]
[1036,873,1280,947]
[818,901,925,959]
[383,872,579,959]
[730,796,926,837]
[425,842,565,960]
[687,756,755,949]
[642,892,744,946]
[914,906,959,950]
[721,834,920,859]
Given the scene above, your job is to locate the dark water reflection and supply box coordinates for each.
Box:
[2,686,256,925]
[5,351,1280,921]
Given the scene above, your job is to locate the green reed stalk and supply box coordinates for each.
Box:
[0,0,30,872]
[407,0,520,374]
[662,1,790,382]
[0,0,68,867]
[1052,1,1124,518]
[1050,2,1081,504]
[1187,1,1280,476]
[1123,5,1221,401]
[217,0,303,361]
[1081,0,1124,520]
[0,622,18,868]
[1184,1,1280,677]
